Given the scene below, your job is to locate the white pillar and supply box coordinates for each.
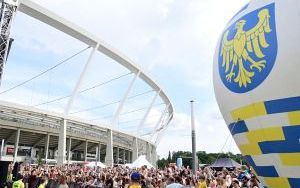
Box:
[111,71,140,128]
[84,140,88,162]
[146,142,151,163]
[155,113,173,145]
[122,149,126,164]
[137,91,160,134]
[98,143,101,163]
[126,150,130,163]
[13,129,20,163]
[105,130,113,166]
[151,104,170,139]
[152,145,157,167]
[64,44,99,115]
[58,44,99,165]
[132,137,138,162]
[129,151,132,163]
[116,147,120,164]
[44,134,50,164]
[57,119,67,165]
[0,139,4,159]
[67,137,72,164]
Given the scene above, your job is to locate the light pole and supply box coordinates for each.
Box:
[190,100,197,175]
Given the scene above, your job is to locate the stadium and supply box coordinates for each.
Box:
[0,0,174,166]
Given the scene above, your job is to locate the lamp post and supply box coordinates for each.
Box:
[190,100,197,175]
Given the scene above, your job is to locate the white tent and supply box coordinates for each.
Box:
[86,161,106,168]
[131,155,153,168]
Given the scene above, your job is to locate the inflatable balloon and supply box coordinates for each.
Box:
[213,0,300,187]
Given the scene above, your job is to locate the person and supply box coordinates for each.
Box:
[12,173,25,188]
[145,178,154,188]
[7,172,13,182]
[129,172,141,188]
[209,179,217,188]
[198,175,207,188]
[166,177,183,188]
[38,177,48,188]
[216,178,227,188]
[225,175,232,187]
[28,169,39,188]
[249,176,260,188]
[58,175,69,188]
[105,174,114,188]
[232,179,241,188]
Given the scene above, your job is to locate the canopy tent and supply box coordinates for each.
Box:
[130,155,153,168]
[86,161,106,168]
[209,158,241,169]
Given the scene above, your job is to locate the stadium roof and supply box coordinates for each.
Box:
[0,0,174,145]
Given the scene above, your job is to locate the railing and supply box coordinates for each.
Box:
[0,105,138,147]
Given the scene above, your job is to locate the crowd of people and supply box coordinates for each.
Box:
[3,163,263,188]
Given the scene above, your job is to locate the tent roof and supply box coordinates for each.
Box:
[209,158,241,168]
[131,155,153,168]
[86,161,106,168]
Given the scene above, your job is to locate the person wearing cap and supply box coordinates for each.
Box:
[129,172,141,188]
[12,173,24,188]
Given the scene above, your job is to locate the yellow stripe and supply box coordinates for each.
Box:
[238,127,285,156]
[264,177,290,188]
[246,127,285,142]
[239,143,262,155]
[231,102,266,121]
[288,111,300,125]
[280,153,300,166]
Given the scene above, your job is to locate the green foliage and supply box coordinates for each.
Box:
[167,151,172,163]
[37,149,43,166]
[157,158,168,168]
[171,151,192,167]
[157,151,246,168]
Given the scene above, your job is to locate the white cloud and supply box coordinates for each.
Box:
[1,0,247,157]
[157,104,240,158]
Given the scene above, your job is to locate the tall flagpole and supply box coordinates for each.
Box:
[190,100,197,175]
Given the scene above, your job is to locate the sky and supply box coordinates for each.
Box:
[0,0,248,158]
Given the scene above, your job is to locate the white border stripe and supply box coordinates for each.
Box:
[244,113,289,131]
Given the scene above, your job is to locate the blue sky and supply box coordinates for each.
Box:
[0,0,248,157]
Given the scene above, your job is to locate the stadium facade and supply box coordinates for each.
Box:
[0,0,174,166]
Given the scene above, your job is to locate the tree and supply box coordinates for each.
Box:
[167,151,172,163]
[157,150,246,169]
[157,158,168,168]
[172,151,192,167]
[37,149,43,166]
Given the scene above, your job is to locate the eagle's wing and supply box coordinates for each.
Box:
[245,9,272,58]
[220,30,234,73]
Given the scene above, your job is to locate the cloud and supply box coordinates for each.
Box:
[157,104,240,158]
[2,0,247,158]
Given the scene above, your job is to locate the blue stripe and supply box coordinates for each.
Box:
[289,178,300,188]
[259,126,300,153]
[229,121,248,136]
[264,96,300,114]
[244,156,278,177]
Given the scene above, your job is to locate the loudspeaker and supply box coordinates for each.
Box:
[0,161,10,185]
